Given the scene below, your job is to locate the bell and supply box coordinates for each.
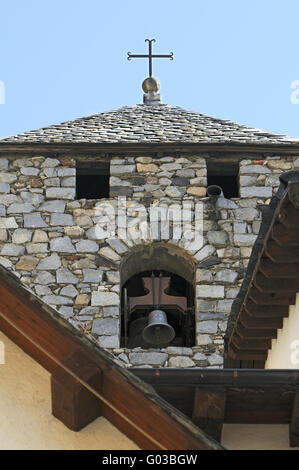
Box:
[142,310,175,346]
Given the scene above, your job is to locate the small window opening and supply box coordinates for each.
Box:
[207,162,239,198]
[76,163,110,200]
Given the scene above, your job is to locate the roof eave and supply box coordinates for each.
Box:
[1,141,299,155]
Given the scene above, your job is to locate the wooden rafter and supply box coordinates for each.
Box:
[227,171,299,365]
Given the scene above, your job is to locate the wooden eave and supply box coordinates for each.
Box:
[227,170,299,366]
[133,367,299,423]
[0,263,222,450]
[1,142,299,156]
[132,368,299,446]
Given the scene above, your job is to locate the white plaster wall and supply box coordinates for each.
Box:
[265,293,299,369]
[0,330,139,450]
[221,424,297,450]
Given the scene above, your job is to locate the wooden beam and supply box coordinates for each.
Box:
[249,287,295,305]
[228,344,268,361]
[192,388,226,443]
[1,142,299,156]
[254,273,299,293]
[244,300,289,318]
[290,390,299,447]
[239,311,283,330]
[231,334,271,351]
[235,323,277,340]
[272,224,299,246]
[259,259,299,279]
[51,349,103,431]
[265,241,299,263]
[278,204,299,228]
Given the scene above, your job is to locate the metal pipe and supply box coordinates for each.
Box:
[206,185,223,198]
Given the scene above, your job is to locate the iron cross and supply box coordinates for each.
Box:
[127,39,173,78]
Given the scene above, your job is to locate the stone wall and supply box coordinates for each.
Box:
[0,152,297,369]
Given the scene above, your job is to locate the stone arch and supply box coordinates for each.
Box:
[120,241,196,288]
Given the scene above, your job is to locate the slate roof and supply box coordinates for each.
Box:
[1,104,299,146]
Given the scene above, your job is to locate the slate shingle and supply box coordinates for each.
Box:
[1,104,298,146]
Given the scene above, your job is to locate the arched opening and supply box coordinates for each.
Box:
[120,243,196,349]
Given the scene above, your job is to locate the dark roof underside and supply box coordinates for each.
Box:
[226,170,299,366]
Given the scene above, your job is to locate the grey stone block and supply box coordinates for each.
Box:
[20,192,45,206]
[57,168,76,177]
[194,245,216,261]
[82,268,103,283]
[35,271,56,285]
[12,229,32,244]
[0,159,8,170]
[102,306,119,317]
[91,291,119,306]
[110,165,136,175]
[234,234,257,246]
[129,352,168,366]
[240,165,270,174]
[166,347,193,355]
[58,306,74,318]
[98,335,119,348]
[43,294,73,305]
[46,187,76,199]
[240,187,272,198]
[60,285,78,298]
[207,231,229,247]
[40,200,66,213]
[0,173,17,183]
[21,167,40,176]
[215,269,238,283]
[216,299,234,313]
[197,285,225,299]
[0,217,18,228]
[37,253,61,270]
[196,321,218,334]
[24,213,47,228]
[1,243,25,256]
[78,307,99,316]
[92,318,119,335]
[0,183,10,193]
[26,243,49,254]
[50,236,75,253]
[50,213,74,226]
[8,203,34,214]
[61,177,75,187]
[41,158,60,167]
[168,356,195,368]
[35,285,52,296]
[106,238,128,254]
[76,240,99,253]
[56,267,79,284]
[165,186,186,197]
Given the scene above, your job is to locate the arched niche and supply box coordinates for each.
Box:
[119,243,196,349]
[120,242,196,287]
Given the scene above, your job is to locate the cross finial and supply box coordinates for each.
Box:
[127,39,174,105]
[127,39,173,78]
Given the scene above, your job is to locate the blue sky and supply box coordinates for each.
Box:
[1,0,299,139]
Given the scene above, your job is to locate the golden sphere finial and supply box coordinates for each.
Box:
[142,77,160,93]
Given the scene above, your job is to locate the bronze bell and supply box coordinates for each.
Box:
[142,310,175,346]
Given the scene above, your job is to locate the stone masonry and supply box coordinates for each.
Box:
[0,153,298,369]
